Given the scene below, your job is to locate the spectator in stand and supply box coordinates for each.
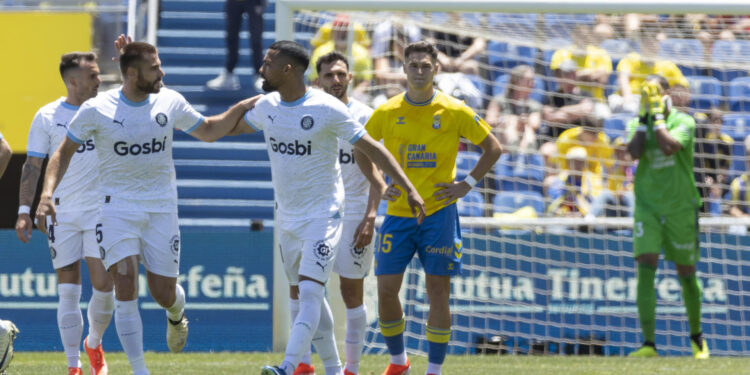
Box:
[485,64,541,154]
[549,25,613,103]
[542,59,595,141]
[206,0,267,91]
[555,115,614,176]
[609,28,689,114]
[309,14,373,100]
[425,12,486,76]
[589,137,636,218]
[539,141,560,194]
[371,19,421,107]
[547,146,605,217]
[694,108,733,215]
[728,136,750,219]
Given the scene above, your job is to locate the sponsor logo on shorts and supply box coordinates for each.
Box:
[99,246,106,260]
[170,235,180,256]
[49,247,56,260]
[671,241,694,250]
[300,115,314,130]
[155,113,168,127]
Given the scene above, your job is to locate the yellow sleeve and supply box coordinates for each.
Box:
[616,53,637,73]
[598,134,615,169]
[457,104,492,146]
[586,47,613,73]
[550,49,572,71]
[365,108,385,141]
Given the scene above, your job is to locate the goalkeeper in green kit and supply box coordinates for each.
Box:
[625,75,709,359]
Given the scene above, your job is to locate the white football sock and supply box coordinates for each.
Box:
[312,297,341,375]
[289,297,313,365]
[58,283,83,368]
[283,280,324,370]
[166,283,185,321]
[115,299,147,374]
[344,304,367,374]
[426,362,442,375]
[86,288,114,349]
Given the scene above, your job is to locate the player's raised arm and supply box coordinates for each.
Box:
[353,134,425,224]
[187,94,263,142]
[0,137,10,178]
[35,136,79,234]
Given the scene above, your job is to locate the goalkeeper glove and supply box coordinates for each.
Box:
[645,81,666,127]
[638,84,651,119]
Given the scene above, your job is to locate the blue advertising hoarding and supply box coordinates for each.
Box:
[0,229,274,352]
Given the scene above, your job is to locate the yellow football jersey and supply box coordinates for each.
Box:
[366,90,492,217]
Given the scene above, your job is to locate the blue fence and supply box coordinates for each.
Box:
[0,229,274,352]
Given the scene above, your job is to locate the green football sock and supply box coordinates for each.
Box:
[679,274,703,335]
[637,263,657,343]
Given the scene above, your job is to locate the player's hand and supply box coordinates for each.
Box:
[15,214,33,243]
[406,189,426,225]
[433,181,471,205]
[382,184,402,202]
[35,195,56,235]
[352,216,375,248]
[638,83,651,118]
[112,34,132,62]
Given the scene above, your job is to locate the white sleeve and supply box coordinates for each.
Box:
[67,103,98,144]
[242,104,264,132]
[171,90,205,133]
[26,112,50,158]
[330,103,366,144]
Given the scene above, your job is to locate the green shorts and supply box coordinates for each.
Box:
[632,207,700,265]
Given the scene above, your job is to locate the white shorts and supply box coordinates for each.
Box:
[333,217,374,279]
[97,207,181,278]
[46,209,100,270]
[278,217,342,285]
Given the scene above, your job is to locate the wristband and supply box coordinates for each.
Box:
[463,175,478,188]
[636,126,646,132]
[654,123,666,131]
[18,205,31,215]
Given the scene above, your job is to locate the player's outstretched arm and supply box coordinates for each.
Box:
[189,95,262,142]
[35,137,78,234]
[0,138,11,178]
[434,133,502,204]
[15,156,44,243]
[352,148,388,247]
[353,134,425,224]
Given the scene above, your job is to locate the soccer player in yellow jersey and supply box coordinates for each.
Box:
[364,41,502,375]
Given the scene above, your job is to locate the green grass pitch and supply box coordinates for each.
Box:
[7,352,750,374]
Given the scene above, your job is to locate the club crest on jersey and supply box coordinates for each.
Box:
[432,115,441,129]
[99,246,106,260]
[155,113,168,127]
[50,247,56,260]
[170,235,180,255]
[300,115,315,130]
[313,240,332,261]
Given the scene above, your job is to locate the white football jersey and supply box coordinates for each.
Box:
[67,88,203,212]
[27,98,99,213]
[243,89,366,221]
[339,98,374,217]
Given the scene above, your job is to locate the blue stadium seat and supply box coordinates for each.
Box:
[456,151,481,180]
[487,42,538,80]
[711,40,750,90]
[493,191,545,214]
[600,39,632,59]
[728,77,750,112]
[457,191,485,217]
[494,153,544,194]
[686,75,722,110]
[722,113,750,141]
[658,39,703,76]
[603,113,634,141]
[730,141,747,177]
[604,72,619,99]
[543,14,595,41]
[492,74,545,103]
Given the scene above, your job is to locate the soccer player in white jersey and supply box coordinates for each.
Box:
[290,51,386,375]
[15,52,114,375]
[228,40,424,375]
[35,40,260,375]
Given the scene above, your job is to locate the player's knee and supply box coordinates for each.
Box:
[289,285,299,299]
[90,273,114,293]
[339,281,363,308]
[149,284,176,307]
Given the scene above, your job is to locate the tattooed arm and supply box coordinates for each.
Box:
[15,156,44,243]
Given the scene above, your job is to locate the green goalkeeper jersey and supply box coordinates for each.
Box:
[626,110,702,214]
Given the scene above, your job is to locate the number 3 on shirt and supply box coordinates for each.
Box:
[378,233,393,254]
[634,222,644,238]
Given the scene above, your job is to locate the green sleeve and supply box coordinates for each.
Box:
[625,118,640,142]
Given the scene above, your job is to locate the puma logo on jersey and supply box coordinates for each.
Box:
[113,118,125,127]
[56,123,67,128]
[267,115,276,123]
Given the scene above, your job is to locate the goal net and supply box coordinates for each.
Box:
[285,2,750,356]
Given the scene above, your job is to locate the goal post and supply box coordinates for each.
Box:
[272,0,750,356]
